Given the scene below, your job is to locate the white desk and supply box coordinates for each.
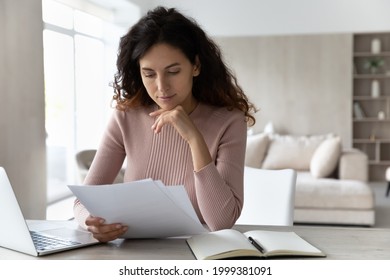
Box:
[1,224,390,259]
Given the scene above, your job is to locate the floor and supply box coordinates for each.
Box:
[46,182,390,227]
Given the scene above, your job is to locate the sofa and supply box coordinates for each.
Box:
[245,132,375,226]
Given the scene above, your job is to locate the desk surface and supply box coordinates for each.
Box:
[1,224,390,260]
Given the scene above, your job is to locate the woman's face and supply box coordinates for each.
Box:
[139,43,200,113]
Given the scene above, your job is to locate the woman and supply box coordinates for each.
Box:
[74,6,256,242]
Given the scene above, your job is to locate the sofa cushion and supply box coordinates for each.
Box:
[310,136,341,178]
[261,133,332,171]
[295,172,374,209]
[245,133,269,168]
[339,149,368,181]
[294,208,375,226]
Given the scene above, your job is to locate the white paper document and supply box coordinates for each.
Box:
[68,179,208,238]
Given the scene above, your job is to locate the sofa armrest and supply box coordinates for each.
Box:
[338,149,368,182]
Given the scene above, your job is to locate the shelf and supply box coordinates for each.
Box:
[368,160,390,166]
[353,33,390,181]
[353,74,390,79]
[353,96,389,101]
[354,52,390,57]
[353,118,390,122]
[353,139,390,144]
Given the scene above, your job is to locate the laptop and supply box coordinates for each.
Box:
[0,167,99,256]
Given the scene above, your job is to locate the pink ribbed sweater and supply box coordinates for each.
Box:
[74,103,247,231]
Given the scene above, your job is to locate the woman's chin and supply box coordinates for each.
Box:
[156,103,177,111]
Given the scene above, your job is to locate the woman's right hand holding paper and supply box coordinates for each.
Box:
[85,215,128,242]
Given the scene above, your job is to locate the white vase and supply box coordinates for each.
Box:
[371,80,380,98]
[371,38,381,54]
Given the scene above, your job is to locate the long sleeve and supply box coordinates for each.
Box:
[190,107,246,230]
[73,104,246,231]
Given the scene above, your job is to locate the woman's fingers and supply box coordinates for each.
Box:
[85,215,128,242]
[150,109,172,134]
[85,215,105,226]
[150,106,193,138]
[90,225,128,243]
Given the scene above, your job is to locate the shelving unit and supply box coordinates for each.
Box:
[353,33,390,181]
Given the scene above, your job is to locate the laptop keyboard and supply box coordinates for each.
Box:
[30,231,81,251]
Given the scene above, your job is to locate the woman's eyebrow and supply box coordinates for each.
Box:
[141,62,181,71]
[165,62,180,69]
[141,68,154,72]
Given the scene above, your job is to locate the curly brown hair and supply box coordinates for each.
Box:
[112,6,256,126]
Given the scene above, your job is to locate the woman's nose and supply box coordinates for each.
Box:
[156,76,169,93]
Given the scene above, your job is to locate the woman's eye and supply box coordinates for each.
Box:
[143,73,155,78]
[168,70,180,75]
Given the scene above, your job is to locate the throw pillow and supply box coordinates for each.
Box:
[245,133,269,168]
[310,136,342,178]
[261,133,333,170]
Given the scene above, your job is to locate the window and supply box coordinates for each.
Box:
[42,0,135,219]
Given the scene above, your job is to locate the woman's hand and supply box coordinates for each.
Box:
[85,215,128,243]
[149,105,197,142]
[149,105,212,171]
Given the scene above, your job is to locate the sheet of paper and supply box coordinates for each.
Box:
[153,181,200,223]
[68,179,208,238]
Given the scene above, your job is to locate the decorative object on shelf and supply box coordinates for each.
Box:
[369,126,378,141]
[378,111,385,120]
[371,38,381,54]
[364,57,384,74]
[371,79,380,98]
[353,102,365,119]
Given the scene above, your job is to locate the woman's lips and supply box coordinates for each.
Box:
[158,94,176,101]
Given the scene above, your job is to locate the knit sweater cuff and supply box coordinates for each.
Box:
[73,199,90,230]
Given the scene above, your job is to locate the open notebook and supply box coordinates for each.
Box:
[0,167,98,256]
[187,229,326,260]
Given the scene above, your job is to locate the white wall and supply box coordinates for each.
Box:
[216,34,353,147]
[148,0,390,37]
[0,0,46,219]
